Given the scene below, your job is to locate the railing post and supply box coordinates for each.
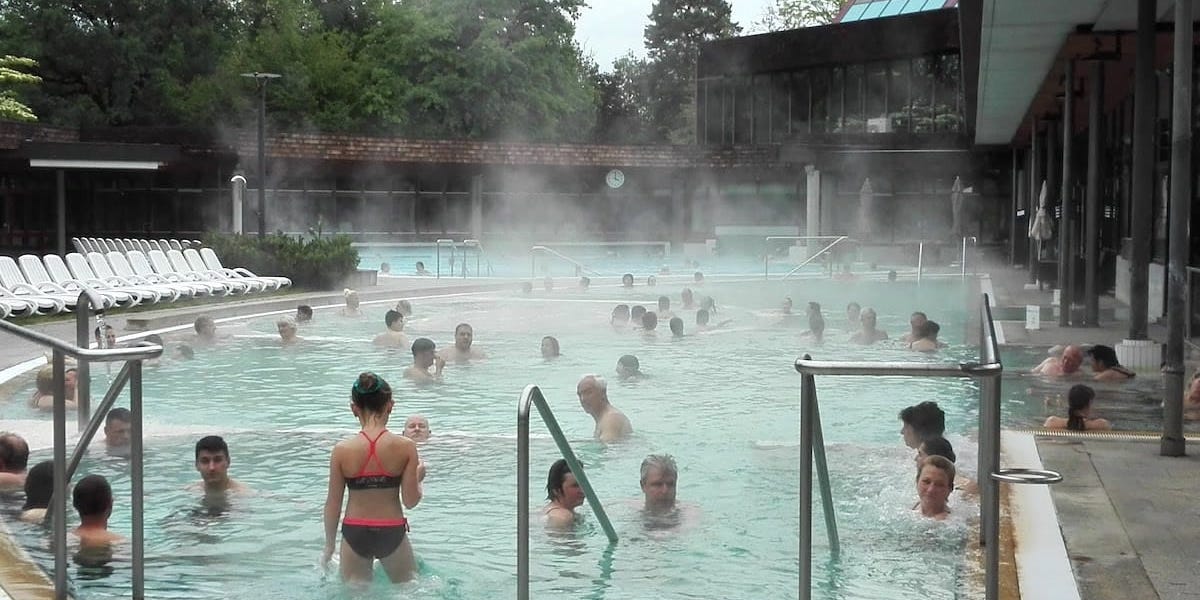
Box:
[982,370,1001,600]
[51,349,68,600]
[961,237,968,279]
[74,291,101,430]
[130,359,146,599]
[517,386,530,600]
[799,361,815,600]
[917,242,924,284]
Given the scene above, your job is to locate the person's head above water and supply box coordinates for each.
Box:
[647,275,657,287]
[920,320,940,341]
[194,435,232,489]
[888,270,898,282]
[576,374,610,415]
[917,436,957,467]
[860,308,878,329]
[194,316,216,338]
[640,454,678,512]
[73,474,112,520]
[1088,345,1121,371]
[411,337,437,367]
[616,355,641,378]
[612,304,630,324]
[350,371,393,417]
[669,317,684,337]
[579,276,591,290]
[696,309,710,325]
[276,318,298,340]
[415,261,428,273]
[395,299,413,317]
[343,289,360,309]
[783,296,794,313]
[23,460,53,511]
[681,287,694,306]
[694,271,704,283]
[104,408,131,448]
[454,323,474,350]
[846,302,861,322]
[622,273,634,288]
[545,458,582,507]
[642,311,658,331]
[658,296,670,312]
[385,310,404,331]
[0,432,29,474]
[898,401,946,449]
[1066,384,1096,430]
[521,281,533,294]
[403,415,430,442]
[296,305,313,323]
[94,324,117,348]
[541,336,561,359]
[631,305,647,323]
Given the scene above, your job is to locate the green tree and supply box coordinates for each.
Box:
[593,52,652,143]
[644,0,740,143]
[0,55,40,122]
[757,0,847,31]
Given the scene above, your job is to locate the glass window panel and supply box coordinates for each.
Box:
[790,72,810,136]
[933,53,962,132]
[753,74,771,143]
[734,77,752,143]
[922,0,945,10]
[842,4,868,21]
[830,67,844,132]
[811,68,829,133]
[844,64,865,133]
[880,0,907,16]
[866,62,888,133]
[861,1,887,20]
[770,73,791,143]
[900,0,927,13]
[910,57,934,133]
[889,59,911,133]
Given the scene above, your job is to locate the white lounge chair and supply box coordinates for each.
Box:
[0,256,75,313]
[199,248,291,290]
[61,253,164,304]
[134,250,228,295]
[181,249,265,292]
[102,252,201,298]
[19,254,134,308]
[165,249,251,294]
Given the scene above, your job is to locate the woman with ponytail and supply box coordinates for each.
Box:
[1044,384,1111,431]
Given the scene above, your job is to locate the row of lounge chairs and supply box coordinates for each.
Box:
[73,237,200,256]
[0,244,291,318]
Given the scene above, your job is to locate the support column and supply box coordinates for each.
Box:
[1162,0,1191,457]
[470,174,483,239]
[1129,0,1156,339]
[1010,149,1019,265]
[1085,61,1103,326]
[1059,60,1075,327]
[805,165,821,258]
[670,173,687,252]
[56,169,66,256]
[1027,122,1040,283]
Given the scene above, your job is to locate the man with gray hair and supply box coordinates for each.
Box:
[0,432,30,491]
[576,375,632,443]
[640,454,678,515]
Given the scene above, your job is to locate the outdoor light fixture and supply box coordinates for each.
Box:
[241,72,282,238]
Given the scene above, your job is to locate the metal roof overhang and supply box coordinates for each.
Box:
[18,141,180,170]
[974,0,1197,145]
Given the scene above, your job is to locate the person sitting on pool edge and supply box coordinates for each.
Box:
[850,308,888,345]
[544,458,584,529]
[402,415,431,442]
[192,435,246,496]
[373,310,409,348]
[577,375,632,443]
[1089,345,1135,382]
[914,455,954,520]
[73,474,124,547]
[404,338,446,383]
[1032,344,1085,377]
[899,401,945,450]
[1044,384,1111,431]
[617,355,643,380]
[323,372,424,583]
[440,323,486,362]
[296,304,314,324]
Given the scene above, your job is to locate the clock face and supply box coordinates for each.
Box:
[605,169,625,189]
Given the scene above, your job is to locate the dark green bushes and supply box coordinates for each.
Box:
[203,234,359,290]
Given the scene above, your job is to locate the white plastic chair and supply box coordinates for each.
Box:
[163,249,248,294]
[61,253,162,304]
[0,256,72,313]
[199,248,292,289]
[20,254,133,308]
[182,249,265,292]
[138,250,228,295]
[102,252,200,298]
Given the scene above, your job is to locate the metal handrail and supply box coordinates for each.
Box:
[462,239,492,277]
[517,385,617,600]
[794,293,1003,600]
[961,236,979,279]
[762,236,850,280]
[917,242,925,283]
[529,245,601,278]
[798,360,840,570]
[435,238,454,279]
[0,297,161,600]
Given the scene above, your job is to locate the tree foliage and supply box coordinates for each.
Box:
[757,0,847,31]
[0,55,41,122]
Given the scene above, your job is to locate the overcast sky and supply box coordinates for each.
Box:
[575,0,775,71]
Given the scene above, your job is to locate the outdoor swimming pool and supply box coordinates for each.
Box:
[2,278,988,600]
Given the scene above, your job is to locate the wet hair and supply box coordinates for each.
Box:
[612,304,630,322]
[23,460,53,511]
[640,454,678,485]
[385,310,404,328]
[898,401,945,441]
[921,321,941,339]
[177,344,195,360]
[296,305,313,321]
[694,271,704,282]
[631,305,647,321]
[194,435,229,461]
[105,407,131,427]
[276,317,297,331]
[917,455,956,485]
[921,437,957,463]
[35,365,54,394]
[1089,345,1120,369]
[411,337,436,356]
[396,300,413,316]
[646,275,657,286]
[351,371,392,413]
[1067,384,1095,431]
[846,302,861,313]
[546,458,572,501]
[621,273,634,286]
[669,317,684,336]
[658,296,670,310]
[618,355,641,373]
[696,309,710,325]
[642,311,658,330]
[541,336,560,357]
[0,432,29,472]
[94,324,115,339]
[194,316,214,334]
[73,474,112,518]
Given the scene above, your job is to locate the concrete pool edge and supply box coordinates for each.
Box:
[0,517,55,600]
[1002,430,1082,600]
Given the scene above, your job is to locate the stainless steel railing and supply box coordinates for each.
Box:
[961,236,979,279]
[517,384,617,600]
[529,246,601,278]
[0,292,162,600]
[462,239,493,277]
[794,293,1005,600]
[435,238,455,278]
[762,235,850,280]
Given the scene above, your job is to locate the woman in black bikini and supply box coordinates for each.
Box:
[323,372,424,583]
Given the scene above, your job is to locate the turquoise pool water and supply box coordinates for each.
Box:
[2,279,984,600]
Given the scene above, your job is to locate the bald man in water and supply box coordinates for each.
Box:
[1032,345,1084,377]
[577,375,632,443]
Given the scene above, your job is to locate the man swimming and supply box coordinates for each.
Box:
[404,338,446,383]
[849,308,888,344]
[1032,345,1084,377]
[901,312,928,344]
[277,318,302,346]
[194,316,218,345]
[103,408,131,453]
[439,323,486,362]
[373,310,409,348]
[192,435,247,495]
[577,375,632,442]
[616,355,643,380]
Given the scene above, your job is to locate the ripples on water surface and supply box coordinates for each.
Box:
[2,279,987,599]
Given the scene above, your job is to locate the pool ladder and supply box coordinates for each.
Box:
[529,245,601,279]
[0,290,162,600]
[517,385,617,600]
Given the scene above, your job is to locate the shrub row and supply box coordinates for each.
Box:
[202,234,360,290]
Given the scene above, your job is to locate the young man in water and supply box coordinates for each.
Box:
[296,305,313,323]
[405,338,446,383]
[72,475,124,548]
[577,375,632,443]
[192,435,246,495]
[440,323,486,362]
[657,296,673,320]
[103,408,132,453]
[616,355,643,380]
[372,310,408,348]
[94,324,118,349]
